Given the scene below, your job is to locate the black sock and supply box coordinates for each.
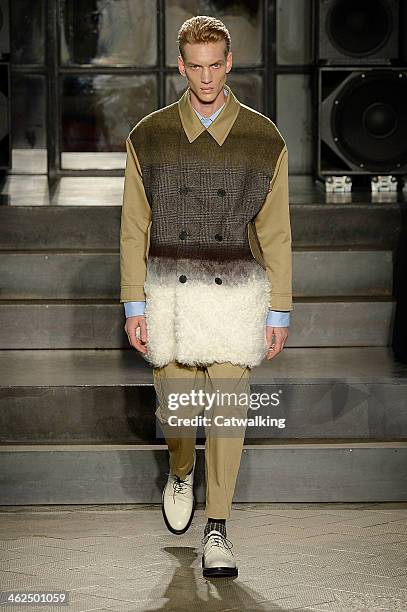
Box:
[204,518,226,538]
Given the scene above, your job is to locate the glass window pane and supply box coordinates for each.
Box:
[166,0,263,67]
[277,0,312,65]
[227,73,263,112]
[165,74,188,105]
[11,73,47,173]
[166,73,263,112]
[11,0,45,64]
[60,0,157,66]
[277,74,312,173]
[61,74,157,168]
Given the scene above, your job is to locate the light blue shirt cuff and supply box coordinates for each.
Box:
[124,301,146,317]
[267,310,290,327]
[124,302,289,326]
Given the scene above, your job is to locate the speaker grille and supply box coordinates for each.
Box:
[326,0,393,57]
[332,71,407,170]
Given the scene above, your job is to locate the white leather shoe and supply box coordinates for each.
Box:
[202,529,238,577]
[161,453,196,535]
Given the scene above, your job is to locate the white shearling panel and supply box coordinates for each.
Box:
[175,278,269,367]
[142,256,270,368]
[143,283,176,368]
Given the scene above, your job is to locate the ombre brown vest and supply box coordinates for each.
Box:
[129,100,285,368]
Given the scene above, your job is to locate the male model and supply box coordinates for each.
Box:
[120,15,292,578]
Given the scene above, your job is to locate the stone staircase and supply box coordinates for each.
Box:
[0,179,406,504]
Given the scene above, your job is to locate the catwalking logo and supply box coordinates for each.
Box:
[167,414,286,429]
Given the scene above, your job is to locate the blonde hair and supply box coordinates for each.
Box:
[177,15,231,60]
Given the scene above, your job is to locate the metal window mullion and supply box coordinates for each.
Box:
[268,0,277,120]
[46,0,60,177]
[157,0,165,107]
[262,0,269,116]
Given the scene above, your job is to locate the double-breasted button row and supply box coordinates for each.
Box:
[178,184,224,284]
[179,230,223,241]
[178,275,222,284]
[179,186,226,197]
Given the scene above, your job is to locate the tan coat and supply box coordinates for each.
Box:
[120,83,292,368]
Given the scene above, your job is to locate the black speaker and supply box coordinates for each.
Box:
[318,0,399,64]
[401,0,407,62]
[0,62,10,169]
[0,0,9,60]
[318,66,407,176]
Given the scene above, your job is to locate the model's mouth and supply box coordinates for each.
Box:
[201,88,214,92]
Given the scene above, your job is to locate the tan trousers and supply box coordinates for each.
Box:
[153,361,251,519]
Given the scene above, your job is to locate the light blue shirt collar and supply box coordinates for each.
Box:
[192,87,228,127]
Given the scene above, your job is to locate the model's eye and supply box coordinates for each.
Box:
[212,64,220,68]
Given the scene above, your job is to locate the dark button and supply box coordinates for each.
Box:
[180,186,190,195]
[214,233,223,241]
[179,230,188,240]
[179,274,187,283]
[217,188,226,197]
[214,277,222,285]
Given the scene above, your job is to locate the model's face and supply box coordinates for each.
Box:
[178,40,232,103]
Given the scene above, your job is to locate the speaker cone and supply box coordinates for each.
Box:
[326,0,393,57]
[331,70,407,171]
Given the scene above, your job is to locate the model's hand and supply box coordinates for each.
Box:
[124,315,148,353]
[266,326,288,360]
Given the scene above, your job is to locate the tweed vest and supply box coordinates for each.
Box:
[129,96,286,368]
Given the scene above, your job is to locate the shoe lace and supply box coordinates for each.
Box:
[165,471,193,502]
[201,532,234,552]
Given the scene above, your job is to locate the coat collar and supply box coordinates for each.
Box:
[177,82,240,146]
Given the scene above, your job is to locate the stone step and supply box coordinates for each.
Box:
[0,202,400,250]
[0,442,405,504]
[1,347,406,443]
[0,250,393,299]
[0,299,395,348]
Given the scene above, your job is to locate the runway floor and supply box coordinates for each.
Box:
[0,502,406,611]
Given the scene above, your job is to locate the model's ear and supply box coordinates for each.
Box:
[226,51,233,73]
[178,54,186,76]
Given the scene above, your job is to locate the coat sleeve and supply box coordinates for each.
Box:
[253,145,293,311]
[119,136,152,302]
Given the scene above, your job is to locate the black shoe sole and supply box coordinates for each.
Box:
[202,556,238,578]
[161,488,196,535]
